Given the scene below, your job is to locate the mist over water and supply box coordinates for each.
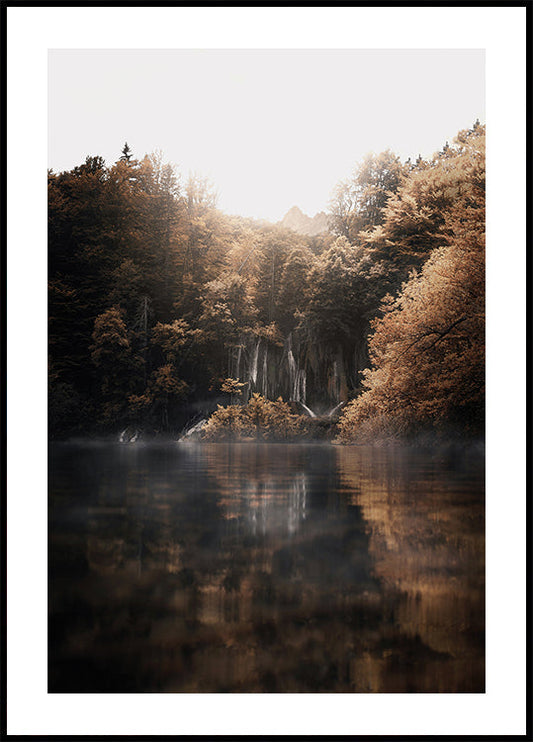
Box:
[49,441,484,692]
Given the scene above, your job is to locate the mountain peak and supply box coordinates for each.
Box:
[285,205,304,216]
[279,206,328,236]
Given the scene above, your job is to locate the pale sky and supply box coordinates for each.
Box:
[49,49,485,222]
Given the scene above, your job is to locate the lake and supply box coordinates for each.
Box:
[49,440,485,693]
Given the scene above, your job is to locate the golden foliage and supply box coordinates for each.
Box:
[337,129,485,442]
[220,378,246,396]
[253,322,284,346]
[151,319,190,362]
[201,394,309,441]
[90,307,130,367]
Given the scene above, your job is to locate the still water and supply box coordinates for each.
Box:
[49,441,484,693]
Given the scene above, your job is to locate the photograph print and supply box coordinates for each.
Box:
[48,47,486,695]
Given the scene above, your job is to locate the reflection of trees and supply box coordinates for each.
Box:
[336,444,485,691]
[50,442,484,693]
[204,443,308,536]
[85,454,186,575]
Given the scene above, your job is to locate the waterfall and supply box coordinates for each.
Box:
[327,359,341,404]
[178,418,207,442]
[297,368,306,403]
[286,333,297,400]
[293,367,306,403]
[262,346,268,397]
[234,331,351,408]
[249,338,260,385]
[288,349,296,378]
[299,402,316,418]
[236,331,352,409]
[288,349,297,399]
[327,401,345,418]
[119,428,139,443]
[235,343,242,379]
[286,333,308,404]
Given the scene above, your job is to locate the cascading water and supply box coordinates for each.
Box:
[178,418,207,442]
[231,330,354,411]
[262,347,268,397]
[285,333,308,405]
[295,369,307,404]
[327,401,345,418]
[288,348,297,398]
[331,360,338,400]
[249,338,260,385]
[235,343,242,379]
[119,427,140,443]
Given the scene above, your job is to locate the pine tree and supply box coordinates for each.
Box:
[120,142,132,162]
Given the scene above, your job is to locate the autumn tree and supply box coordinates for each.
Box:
[252,226,306,327]
[329,150,407,244]
[276,247,315,335]
[193,272,258,390]
[304,236,373,345]
[170,174,235,321]
[360,123,486,283]
[202,394,309,441]
[337,127,485,441]
[128,319,191,432]
[220,377,247,405]
[49,149,189,435]
[91,307,141,427]
[49,126,485,440]
[135,152,187,320]
[48,157,122,424]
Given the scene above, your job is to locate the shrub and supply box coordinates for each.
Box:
[202,393,309,441]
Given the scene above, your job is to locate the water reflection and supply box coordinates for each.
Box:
[336,445,485,692]
[49,441,484,692]
[203,443,308,535]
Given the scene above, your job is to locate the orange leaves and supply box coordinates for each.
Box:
[221,378,246,396]
[150,364,188,398]
[202,394,309,441]
[337,127,485,442]
[151,319,191,362]
[90,307,131,367]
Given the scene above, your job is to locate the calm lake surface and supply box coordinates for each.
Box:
[49,441,484,693]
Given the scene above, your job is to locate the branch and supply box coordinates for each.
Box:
[392,316,468,362]
[413,316,468,357]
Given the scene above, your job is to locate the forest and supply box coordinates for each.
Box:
[48,123,485,443]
